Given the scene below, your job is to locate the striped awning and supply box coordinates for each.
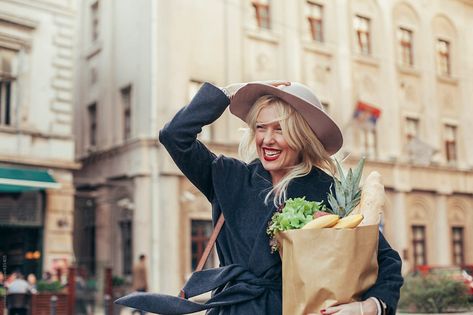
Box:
[0,166,60,192]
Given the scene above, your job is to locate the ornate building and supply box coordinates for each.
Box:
[74,0,473,298]
[0,0,77,278]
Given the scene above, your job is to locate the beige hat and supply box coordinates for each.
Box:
[229,82,343,155]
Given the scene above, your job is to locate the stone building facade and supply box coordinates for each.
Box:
[0,0,77,278]
[74,0,473,296]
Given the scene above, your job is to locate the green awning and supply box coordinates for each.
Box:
[0,166,60,192]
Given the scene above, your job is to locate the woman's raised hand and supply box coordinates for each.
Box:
[262,80,291,87]
[223,83,247,99]
[222,80,291,100]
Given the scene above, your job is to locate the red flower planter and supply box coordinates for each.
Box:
[31,293,68,315]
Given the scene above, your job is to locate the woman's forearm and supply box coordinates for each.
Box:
[158,82,230,200]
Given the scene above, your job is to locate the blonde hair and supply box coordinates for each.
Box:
[238,95,336,207]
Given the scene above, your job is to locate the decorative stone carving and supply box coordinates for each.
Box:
[450,208,464,223]
[447,198,468,224]
[407,194,435,223]
[410,204,427,221]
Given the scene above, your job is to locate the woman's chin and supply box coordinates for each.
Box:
[260,160,281,172]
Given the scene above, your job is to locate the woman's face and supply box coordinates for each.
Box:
[255,105,300,184]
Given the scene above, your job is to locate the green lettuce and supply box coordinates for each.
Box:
[267,197,327,253]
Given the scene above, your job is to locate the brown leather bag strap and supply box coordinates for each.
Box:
[179,213,225,299]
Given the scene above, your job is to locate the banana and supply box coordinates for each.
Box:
[332,214,364,228]
[302,214,339,230]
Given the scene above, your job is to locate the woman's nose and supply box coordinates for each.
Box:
[263,130,275,144]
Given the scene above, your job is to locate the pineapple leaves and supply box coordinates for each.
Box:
[352,158,365,191]
[335,159,346,184]
[327,157,366,217]
[334,178,346,212]
[327,188,341,216]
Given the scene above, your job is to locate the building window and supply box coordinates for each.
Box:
[88,103,97,147]
[307,2,323,42]
[444,124,457,163]
[354,15,371,55]
[91,1,100,42]
[0,48,16,126]
[189,80,212,142]
[405,117,419,142]
[398,27,414,66]
[452,227,465,266]
[361,129,377,158]
[452,227,464,266]
[75,196,96,276]
[191,220,217,271]
[120,220,132,275]
[121,85,132,141]
[412,225,427,267]
[437,39,451,76]
[252,0,271,30]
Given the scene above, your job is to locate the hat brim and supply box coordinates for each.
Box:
[229,83,343,155]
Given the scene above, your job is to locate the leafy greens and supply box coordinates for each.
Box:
[266,197,327,253]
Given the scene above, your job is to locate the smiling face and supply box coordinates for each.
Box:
[255,105,301,184]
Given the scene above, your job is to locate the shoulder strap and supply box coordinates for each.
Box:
[179,214,225,298]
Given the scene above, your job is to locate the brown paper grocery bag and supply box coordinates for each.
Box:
[277,225,379,315]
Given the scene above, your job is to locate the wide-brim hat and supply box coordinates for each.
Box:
[229,82,343,155]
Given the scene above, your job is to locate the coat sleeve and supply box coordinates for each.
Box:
[158,82,230,201]
[362,231,404,315]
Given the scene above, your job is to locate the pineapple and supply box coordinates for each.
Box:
[327,158,365,218]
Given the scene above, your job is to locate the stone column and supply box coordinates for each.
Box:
[94,186,113,304]
[334,0,355,155]
[152,174,181,294]
[43,171,75,274]
[435,193,450,265]
[391,191,409,274]
[133,175,152,270]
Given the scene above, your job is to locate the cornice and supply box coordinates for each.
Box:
[0,154,80,171]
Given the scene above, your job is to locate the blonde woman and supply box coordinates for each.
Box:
[116,81,403,315]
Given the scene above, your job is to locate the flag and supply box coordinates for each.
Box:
[353,101,382,129]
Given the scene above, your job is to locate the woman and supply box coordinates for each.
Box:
[116,81,403,315]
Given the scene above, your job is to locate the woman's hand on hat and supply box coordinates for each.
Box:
[261,80,291,87]
[222,83,247,99]
[222,81,291,100]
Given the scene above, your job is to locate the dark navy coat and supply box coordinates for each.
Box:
[115,83,403,315]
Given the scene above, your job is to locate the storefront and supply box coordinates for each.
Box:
[0,166,59,277]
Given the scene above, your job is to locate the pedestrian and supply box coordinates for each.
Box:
[0,272,5,289]
[75,266,92,315]
[26,273,37,294]
[117,81,403,314]
[131,254,148,315]
[6,272,32,315]
[7,272,31,294]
